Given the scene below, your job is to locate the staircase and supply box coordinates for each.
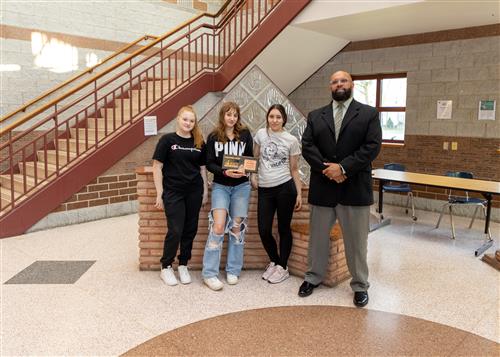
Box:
[0,0,311,238]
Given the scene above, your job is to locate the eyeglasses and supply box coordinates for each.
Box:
[329,79,350,85]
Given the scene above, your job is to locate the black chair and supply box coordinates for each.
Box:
[435,171,490,239]
[383,163,417,221]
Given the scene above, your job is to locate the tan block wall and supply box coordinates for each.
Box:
[136,167,350,287]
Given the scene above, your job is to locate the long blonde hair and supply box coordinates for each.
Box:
[211,101,246,143]
[177,105,204,149]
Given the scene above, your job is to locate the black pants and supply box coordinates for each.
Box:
[161,185,203,268]
[257,179,297,268]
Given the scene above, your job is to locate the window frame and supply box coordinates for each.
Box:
[352,73,407,144]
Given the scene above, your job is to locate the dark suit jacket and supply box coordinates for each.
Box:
[302,99,382,207]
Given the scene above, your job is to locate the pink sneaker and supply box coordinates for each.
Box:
[262,262,277,280]
[268,265,289,284]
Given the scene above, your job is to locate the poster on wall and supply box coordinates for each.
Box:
[144,116,158,136]
[437,100,452,119]
[478,100,496,120]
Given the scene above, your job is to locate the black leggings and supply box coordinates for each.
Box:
[160,185,203,268]
[257,179,297,268]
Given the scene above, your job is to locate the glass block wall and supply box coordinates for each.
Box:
[199,65,310,184]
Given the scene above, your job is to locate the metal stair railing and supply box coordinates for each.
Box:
[0,0,281,214]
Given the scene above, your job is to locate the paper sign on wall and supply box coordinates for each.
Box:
[437,100,452,119]
[478,100,496,120]
[144,116,158,136]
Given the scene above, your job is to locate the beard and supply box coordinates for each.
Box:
[332,88,352,102]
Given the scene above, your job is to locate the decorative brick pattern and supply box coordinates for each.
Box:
[136,167,350,287]
[53,173,137,212]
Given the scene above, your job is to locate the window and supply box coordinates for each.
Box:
[352,73,407,143]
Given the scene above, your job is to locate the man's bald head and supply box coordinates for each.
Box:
[330,71,354,102]
[331,71,353,82]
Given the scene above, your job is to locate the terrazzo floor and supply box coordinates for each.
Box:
[1,205,499,356]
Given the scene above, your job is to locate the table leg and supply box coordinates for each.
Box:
[378,180,384,218]
[370,179,391,232]
[483,194,492,238]
[475,193,493,257]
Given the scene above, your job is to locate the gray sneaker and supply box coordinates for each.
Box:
[262,262,277,280]
[267,265,289,284]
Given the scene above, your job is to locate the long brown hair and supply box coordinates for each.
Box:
[266,104,288,131]
[211,101,246,143]
[177,105,204,149]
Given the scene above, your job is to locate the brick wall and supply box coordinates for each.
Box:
[374,135,500,208]
[53,173,137,213]
[136,167,350,286]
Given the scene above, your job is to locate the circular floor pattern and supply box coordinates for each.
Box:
[123,306,499,356]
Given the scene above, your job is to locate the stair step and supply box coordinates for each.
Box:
[37,150,77,165]
[0,197,11,210]
[113,98,143,109]
[130,88,163,103]
[102,108,136,120]
[0,174,36,192]
[86,117,125,130]
[20,161,57,179]
[57,138,96,152]
[0,186,22,201]
[141,79,175,90]
[70,128,108,141]
[138,80,174,94]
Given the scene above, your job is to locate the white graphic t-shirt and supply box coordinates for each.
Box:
[254,128,300,188]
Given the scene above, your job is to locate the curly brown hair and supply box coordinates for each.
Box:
[211,101,247,143]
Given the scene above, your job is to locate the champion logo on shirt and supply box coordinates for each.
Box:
[171,144,201,152]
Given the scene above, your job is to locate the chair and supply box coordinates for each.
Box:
[435,171,490,239]
[382,163,417,221]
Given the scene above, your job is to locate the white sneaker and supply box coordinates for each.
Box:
[267,265,289,284]
[160,266,178,286]
[262,262,277,280]
[226,273,238,285]
[204,277,223,291]
[177,265,191,284]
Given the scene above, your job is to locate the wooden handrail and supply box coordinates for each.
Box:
[0,0,237,134]
[0,35,156,123]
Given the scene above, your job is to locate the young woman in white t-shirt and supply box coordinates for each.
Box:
[251,104,302,284]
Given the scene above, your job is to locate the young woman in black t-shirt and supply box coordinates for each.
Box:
[201,101,253,291]
[152,105,208,286]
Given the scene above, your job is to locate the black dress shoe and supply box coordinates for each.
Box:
[298,281,319,297]
[353,291,369,307]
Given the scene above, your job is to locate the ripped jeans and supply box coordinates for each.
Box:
[202,181,251,279]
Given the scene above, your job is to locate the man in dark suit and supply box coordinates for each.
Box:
[299,70,382,307]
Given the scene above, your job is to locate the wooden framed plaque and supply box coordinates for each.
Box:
[222,154,258,173]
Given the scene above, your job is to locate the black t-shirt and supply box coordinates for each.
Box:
[152,133,206,191]
[206,129,253,187]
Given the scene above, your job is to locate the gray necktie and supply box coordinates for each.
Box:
[334,103,344,141]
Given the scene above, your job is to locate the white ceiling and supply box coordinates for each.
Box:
[226,0,499,95]
[293,0,499,42]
